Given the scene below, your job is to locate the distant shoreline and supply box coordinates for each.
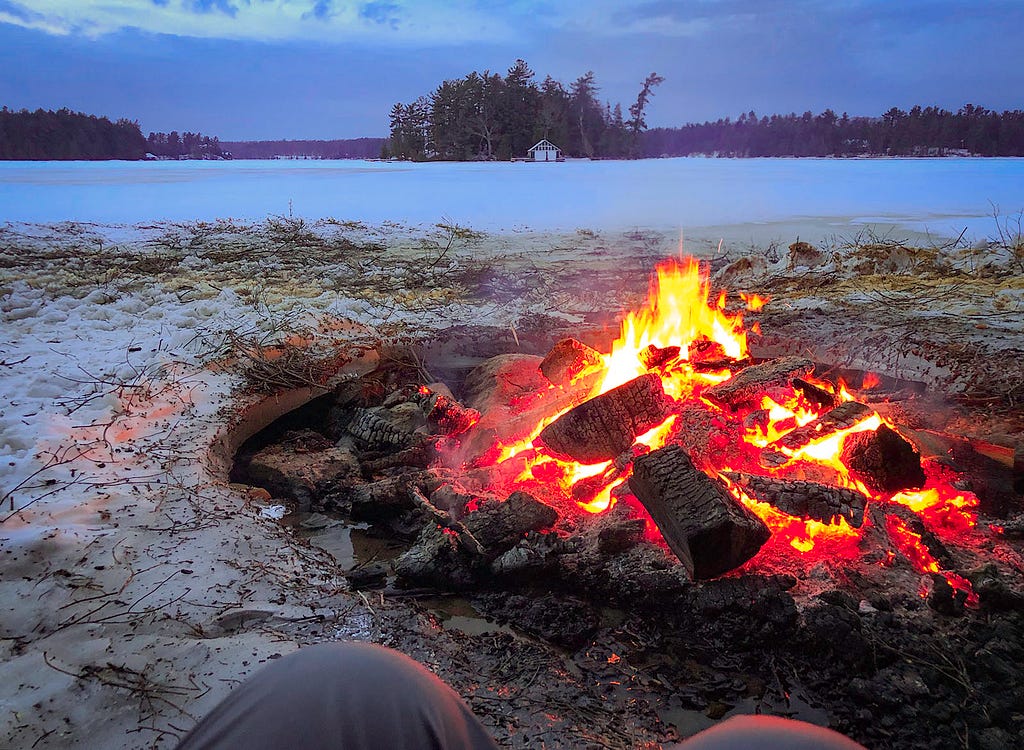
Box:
[5,152,1024,163]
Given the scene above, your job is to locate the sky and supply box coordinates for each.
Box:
[0,0,1022,141]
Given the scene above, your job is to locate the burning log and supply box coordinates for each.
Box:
[723,471,867,527]
[841,424,926,492]
[629,445,771,580]
[639,344,681,370]
[537,373,671,463]
[687,336,726,364]
[761,400,875,468]
[540,338,603,385]
[793,377,839,409]
[869,502,954,570]
[704,356,814,408]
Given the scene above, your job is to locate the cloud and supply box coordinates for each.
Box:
[0,0,748,43]
[0,0,519,43]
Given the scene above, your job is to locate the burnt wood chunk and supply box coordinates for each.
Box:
[761,400,876,468]
[537,373,671,463]
[841,424,926,492]
[423,392,480,436]
[704,356,814,408]
[630,445,771,580]
[540,338,603,386]
[723,471,867,527]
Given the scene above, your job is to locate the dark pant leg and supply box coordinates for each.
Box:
[175,642,499,750]
[676,714,867,749]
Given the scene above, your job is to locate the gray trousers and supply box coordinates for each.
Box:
[176,642,865,749]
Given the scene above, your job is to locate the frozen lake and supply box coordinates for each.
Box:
[2,157,1022,240]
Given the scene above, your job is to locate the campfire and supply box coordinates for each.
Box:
[238,255,1006,615]
[416,257,983,599]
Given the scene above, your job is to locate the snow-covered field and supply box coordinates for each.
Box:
[0,161,1022,747]
[2,157,1023,239]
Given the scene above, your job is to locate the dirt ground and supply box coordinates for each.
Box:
[1,219,1022,749]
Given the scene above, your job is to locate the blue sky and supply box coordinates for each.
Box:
[1,1,1021,140]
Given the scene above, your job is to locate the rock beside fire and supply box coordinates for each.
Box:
[723,471,867,527]
[841,424,926,492]
[704,356,814,409]
[539,338,603,386]
[537,373,671,463]
[246,430,360,512]
[630,445,771,580]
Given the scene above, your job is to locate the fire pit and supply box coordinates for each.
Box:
[232,256,1024,749]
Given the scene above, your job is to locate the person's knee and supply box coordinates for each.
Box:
[679,714,866,749]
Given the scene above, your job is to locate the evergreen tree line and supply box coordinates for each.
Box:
[146,131,227,159]
[223,137,385,159]
[0,107,147,160]
[385,60,663,160]
[641,105,1024,158]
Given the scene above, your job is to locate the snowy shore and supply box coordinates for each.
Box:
[1,218,1022,747]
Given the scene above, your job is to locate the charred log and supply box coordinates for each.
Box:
[345,471,438,517]
[537,373,671,463]
[841,424,926,493]
[761,401,876,468]
[630,445,771,580]
[461,491,559,554]
[395,491,558,588]
[704,356,814,408]
[347,407,414,450]
[540,338,603,385]
[360,434,437,474]
[723,471,867,527]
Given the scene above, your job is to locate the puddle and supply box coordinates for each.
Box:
[417,595,519,637]
[288,513,408,571]
[658,681,830,739]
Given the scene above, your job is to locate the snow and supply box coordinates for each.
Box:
[1,157,1023,238]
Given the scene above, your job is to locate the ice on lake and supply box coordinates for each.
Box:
[1,157,1022,241]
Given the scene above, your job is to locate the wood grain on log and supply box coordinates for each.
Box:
[723,471,867,527]
[704,356,814,408]
[761,400,875,468]
[347,407,413,449]
[537,373,671,463]
[841,424,925,492]
[630,445,771,580]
